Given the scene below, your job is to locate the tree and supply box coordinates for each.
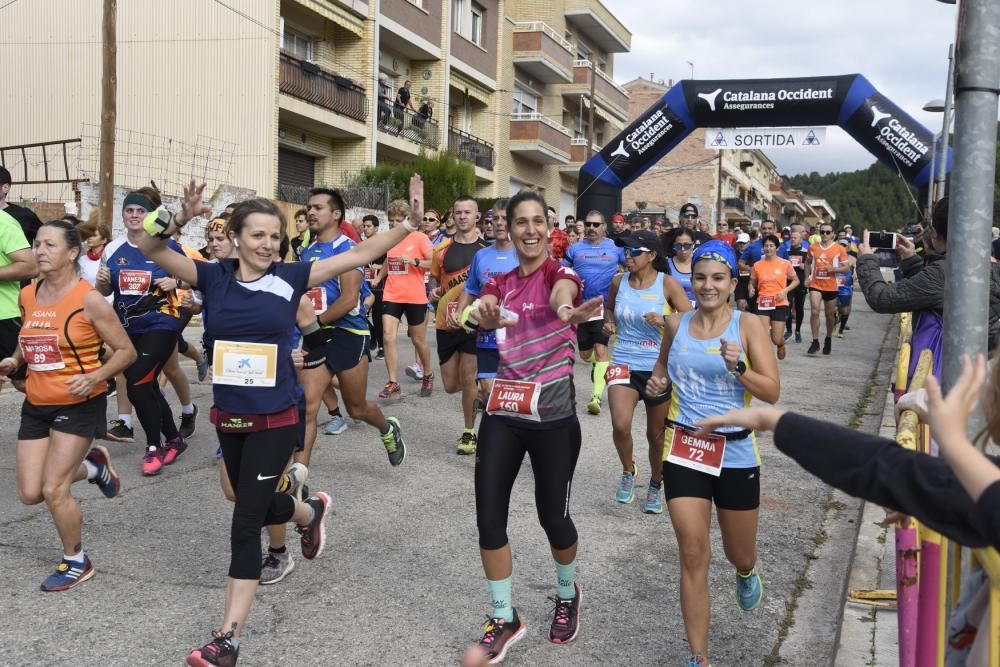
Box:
[350,152,476,213]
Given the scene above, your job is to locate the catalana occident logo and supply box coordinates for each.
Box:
[864,99,930,169]
[697,84,835,112]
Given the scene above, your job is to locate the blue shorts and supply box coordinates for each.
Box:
[317,328,371,373]
[836,291,853,308]
[476,347,500,379]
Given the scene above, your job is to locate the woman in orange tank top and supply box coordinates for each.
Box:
[8,221,136,592]
[749,234,799,361]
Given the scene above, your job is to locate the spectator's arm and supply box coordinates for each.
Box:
[0,248,38,282]
[856,254,944,314]
[899,255,926,279]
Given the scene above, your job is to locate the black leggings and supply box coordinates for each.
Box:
[786,285,806,333]
[475,414,582,551]
[369,288,384,350]
[219,425,297,580]
[125,330,180,447]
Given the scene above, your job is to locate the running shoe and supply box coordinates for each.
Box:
[162,435,189,465]
[823,336,832,355]
[795,331,802,343]
[297,491,330,560]
[473,397,486,413]
[186,629,238,667]
[179,405,199,439]
[783,329,792,341]
[196,358,210,383]
[40,555,94,592]
[587,395,601,415]
[106,419,134,443]
[106,376,117,398]
[323,414,348,435]
[85,445,120,499]
[473,610,526,664]
[641,483,662,514]
[615,464,638,504]
[378,381,401,399]
[381,417,406,467]
[736,568,764,611]
[777,344,786,361]
[807,339,820,355]
[456,431,477,455]
[686,655,713,667]
[142,447,164,476]
[419,373,434,397]
[548,584,582,644]
[405,363,424,381]
[259,549,295,586]
[835,331,845,339]
[375,348,385,360]
[283,462,309,502]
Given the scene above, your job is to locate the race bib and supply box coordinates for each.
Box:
[790,255,803,268]
[836,275,846,288]
[739,269,750,278]
[364,266,376,282]
[212,341,278,387]
[305,287,327,315]
[387,257,408,275]
[118,269,152,296]
[19,334,65,371]
[446,300,459,325]
[605,363,631,387]
[486,378,541,421]
[757,295,776,311]
[815,267,831,280]
[667,426,725,476]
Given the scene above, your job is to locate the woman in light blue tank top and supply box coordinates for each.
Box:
[667,227,697,309]
[603,231,691,514]
[645,240,780,667]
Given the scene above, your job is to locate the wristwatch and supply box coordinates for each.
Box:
[729,360,747,377]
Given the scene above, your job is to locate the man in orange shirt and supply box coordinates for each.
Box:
[804,222,850,355]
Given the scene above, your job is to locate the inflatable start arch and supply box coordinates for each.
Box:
[576,74,951,220]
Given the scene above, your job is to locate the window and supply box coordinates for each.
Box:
[512,85,537,115]
[576,41,591,63]
[453,0,464,34]
[282,24,312,60]
[408,0,425,8]
[470,3,484,46]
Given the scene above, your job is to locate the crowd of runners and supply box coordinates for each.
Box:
[0,160,880,666]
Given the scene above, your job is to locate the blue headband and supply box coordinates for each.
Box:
[122,193,153,212]
[692,240,738,277]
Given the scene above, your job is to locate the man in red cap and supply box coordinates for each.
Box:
[610,213,627,236]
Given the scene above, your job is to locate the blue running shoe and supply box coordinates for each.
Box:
[685,655,713,667]
[86,445,120,499]
[323,415,347,435]
[736,568,763,611]
[40,555,95,591]
[641,483,662,514]
[615,464,638,504]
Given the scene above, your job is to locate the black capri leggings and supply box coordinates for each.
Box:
[369,288,384,351]
[786,284,806,333]
[125,330,180,448]
[475,413,582,551]
[219,425,297,580]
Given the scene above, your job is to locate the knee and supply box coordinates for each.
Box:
[611,417,632,440]
[18,484,44,505]
[477,521,509,551]
[538,514,577,551]
[41,480,70,503]
[678,539,711,573]
[344,399,367,418]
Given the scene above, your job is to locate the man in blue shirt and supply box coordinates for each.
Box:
[299,188,405,470]
[778,224,810,342]
[563,210,625,415]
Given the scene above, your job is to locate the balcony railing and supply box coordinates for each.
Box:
[570,60,629,113]
[512,21,574,50]
[279,52,367,123]
[448,127,495,170]
[377,99,440,149]
[723,198,749,215]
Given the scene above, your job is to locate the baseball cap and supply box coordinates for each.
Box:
[614,230,662,254]
[484,209,494,221]
[736,232,751,244]
[611,213,625,223]
[679,203,699,218]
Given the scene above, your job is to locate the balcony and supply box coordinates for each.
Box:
[722,198,751,222]
[563,0,631,53]
[377,99,440,150]
[563,60,629,120]
[448,128,495,170]
[509,113,572,164]
[279,52,368,123]
[511,22,574,84]
[569,136,599,163]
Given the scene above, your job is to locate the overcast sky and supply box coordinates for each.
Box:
[602,0,960,177]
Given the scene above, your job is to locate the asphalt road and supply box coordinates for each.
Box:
[0,301,894,666]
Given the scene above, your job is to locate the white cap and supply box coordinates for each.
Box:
[737,232,751,243]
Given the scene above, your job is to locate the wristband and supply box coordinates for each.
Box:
[557,304,573,313]
[402,216,417,232]
[142,208,175,239]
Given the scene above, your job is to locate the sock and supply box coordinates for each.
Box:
[592,360,609,398]
[64,550,85,564]
[737,568,755,577]
[839,314,849,332]
[487,577,514,622]
[228,636,240,649]
[555,559,577,600]
[83,459,98,480]
[330,408,341,417]
[118,414,132,428]
[649,479,661,489]
[464,427,475,435]
[182,403,194,415]
[582,349,595,364]
[268,545,286,554]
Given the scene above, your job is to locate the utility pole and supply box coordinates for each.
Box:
[98,0,117,226]
[586,60,596,160]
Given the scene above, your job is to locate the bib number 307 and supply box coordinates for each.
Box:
[666,426,725,476]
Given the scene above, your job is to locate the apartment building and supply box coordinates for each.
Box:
[620,77,780,226]
[2,0,631,220]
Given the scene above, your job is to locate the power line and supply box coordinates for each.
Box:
[0,0,19,12]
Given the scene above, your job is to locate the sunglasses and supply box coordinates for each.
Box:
[681,214,698,219]
[673,242,695,251]
[584,222,603,228]
[624,247,650,257]
[422,216,439,222]
[822,230,835,235]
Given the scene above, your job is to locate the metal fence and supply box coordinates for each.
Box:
[447,127,495,170]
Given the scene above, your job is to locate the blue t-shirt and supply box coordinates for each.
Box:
[195,259,311,414]
[465,244,519,348]
[562,238,625,301]
[300,233,369,334]
[104,237,185,334]
[739,241,765,267]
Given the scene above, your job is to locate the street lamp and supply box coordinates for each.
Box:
[686,60,694,79]
[923,99,946,112]
[922,44,955,203]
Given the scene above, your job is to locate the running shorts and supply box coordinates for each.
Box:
[576,319,610,351]
[19,394,108,440]
[314,329,371,374]
[809,288,838,302]
[662,461,760,511]
[437,328,477,365]
[476,347,500,380]
[382,301,427,326]
[609,369,670,406]
[836,292,853,309]
[758,306,789,322]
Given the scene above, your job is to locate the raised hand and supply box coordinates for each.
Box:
[558,296,604,324]
[408,174,424,227]
[179,179,212,224]
[925,354,987,450]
